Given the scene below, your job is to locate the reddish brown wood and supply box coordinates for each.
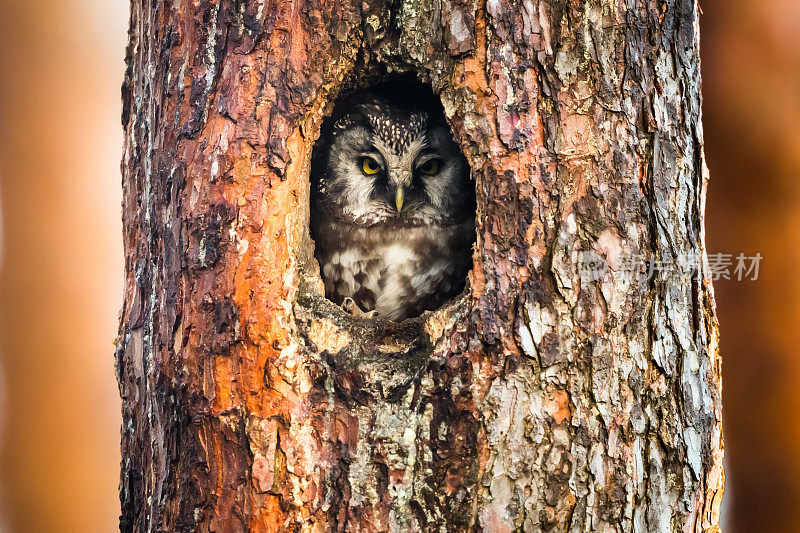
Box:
[118,0,724,530]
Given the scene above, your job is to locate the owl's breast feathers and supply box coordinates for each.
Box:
[312,212,474,321]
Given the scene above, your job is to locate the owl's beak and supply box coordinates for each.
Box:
[395,187,405,212]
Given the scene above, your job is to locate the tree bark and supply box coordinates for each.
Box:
[117,0,724,531]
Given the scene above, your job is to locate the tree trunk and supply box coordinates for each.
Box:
[117,0,724,531]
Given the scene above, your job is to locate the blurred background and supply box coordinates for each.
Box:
[703,1,800,531]
[0,0,796,531]
[0,1,126,531]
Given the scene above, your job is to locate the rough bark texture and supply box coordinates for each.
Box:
[117,0,724,531]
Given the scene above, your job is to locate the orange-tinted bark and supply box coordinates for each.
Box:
[118,0,723,530]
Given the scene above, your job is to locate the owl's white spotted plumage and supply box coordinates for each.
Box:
[310,82,475,321]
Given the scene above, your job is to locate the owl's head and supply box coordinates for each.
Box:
[311,83,474,227]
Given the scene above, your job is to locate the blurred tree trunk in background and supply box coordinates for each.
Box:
[117,0,723,530]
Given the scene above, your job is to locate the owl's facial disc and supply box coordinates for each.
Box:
[312,91,474,228]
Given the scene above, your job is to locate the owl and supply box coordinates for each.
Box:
[310,82,475,321]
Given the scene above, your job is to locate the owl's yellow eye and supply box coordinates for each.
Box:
[417,159,440,175]
[361,157,381,175]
